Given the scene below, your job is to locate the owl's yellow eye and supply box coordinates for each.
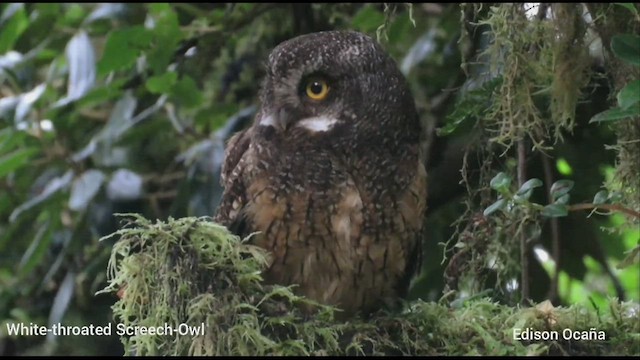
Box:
[305,79,330,101]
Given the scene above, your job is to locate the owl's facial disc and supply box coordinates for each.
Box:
[259,74,340,133]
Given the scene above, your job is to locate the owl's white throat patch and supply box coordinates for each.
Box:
[259,113,338,132]
[297,116,338,132]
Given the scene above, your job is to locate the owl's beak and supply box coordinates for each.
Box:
[275,107,291,131]
[260,108,292,132]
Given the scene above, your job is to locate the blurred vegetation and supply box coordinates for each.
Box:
[0,3,638,356]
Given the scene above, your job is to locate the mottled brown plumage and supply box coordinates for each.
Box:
[214,31,427,317]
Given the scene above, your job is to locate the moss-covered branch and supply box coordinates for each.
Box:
[98,216,640,356]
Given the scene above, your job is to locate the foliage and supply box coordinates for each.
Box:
[590,34,640,123]
[98,215,639,356]
[441,3,639,308]
[0,2,638,356]
[483,171,639,270]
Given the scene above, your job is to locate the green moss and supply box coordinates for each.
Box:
[99,215,640,356]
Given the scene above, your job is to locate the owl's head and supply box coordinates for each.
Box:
[256,31,419,147]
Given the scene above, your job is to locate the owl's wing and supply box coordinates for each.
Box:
[397,224,423,298]
[215,128,253,237]
[395,161,428,299]
[220,129,251,188]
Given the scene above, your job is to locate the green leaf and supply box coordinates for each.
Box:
[617,80,640,110]
[437,115,468,137]
[208,8,226,23]
[483,198,507,216]
[439,77,503,136]
[171,76,202,108]
[542,204,568,218]
[517,178,543,195]
[514,189,533,202]
[593,190,608,205]
[48,271,76,329]
[611,34,640,66]
[401,31,438,75]
[556,158,573,176]
[0,127,25,154]
[589,103,640,123]
[62,3,86,27]
[351,5,385,33]
[147,4,183,74]
[9,170,74,222]
[0,147,39,178]
[17,223,52,279]
[555,193,570,205]
[550,180,574,201]
[616,244,639,269]
[490,172,511,192]
[608,191,623,203]
[68,170,106,211]
[34,3,62,17]
[100,91,137,142]
[615,3,639,15]
[197,103,241,130]
[0,4,29,53]
[146,72,178,94]
[76,78,127,109]
[386,10,413,45]
[54,31,97,107]
[15,84,47,123]
[97,26,152,75]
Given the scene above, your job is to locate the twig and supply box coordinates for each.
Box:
[143,172,185,184]
[542,154,560,302]
[568,203,640,219]
[517,0,548,306]
[145,190,178,201]
[517,140,530,304]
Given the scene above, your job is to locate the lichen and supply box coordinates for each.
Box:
[475,3,591,150]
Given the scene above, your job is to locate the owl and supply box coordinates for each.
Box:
[214,30,427,318]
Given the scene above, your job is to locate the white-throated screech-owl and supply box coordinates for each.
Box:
[214,30,427,318]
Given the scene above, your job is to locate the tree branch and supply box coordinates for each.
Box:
[518,1,550,305]
[568,203,640,219]
[517,140,530,304]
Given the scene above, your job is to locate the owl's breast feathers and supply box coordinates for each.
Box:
[214,127,427,317]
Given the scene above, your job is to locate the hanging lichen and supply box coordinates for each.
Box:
[478,4,551,150]
[474,3,591,150]
[549,3,590,140]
